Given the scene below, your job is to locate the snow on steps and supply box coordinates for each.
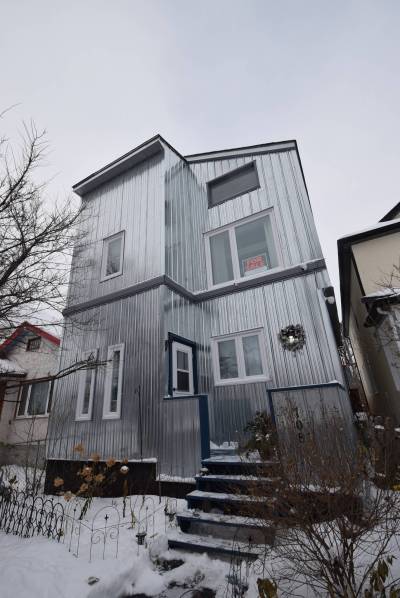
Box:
[168,531,262,561]
[176,509,275,544]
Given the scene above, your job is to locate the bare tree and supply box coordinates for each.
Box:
[242,410,400,597]
[0,115,84,332]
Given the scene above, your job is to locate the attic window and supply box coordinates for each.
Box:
[27,337,41,352]
[207,161,260,208]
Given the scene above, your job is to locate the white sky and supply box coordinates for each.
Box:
[1,0,400,310]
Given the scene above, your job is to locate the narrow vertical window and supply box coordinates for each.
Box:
[76,349,98,421]
[103,344,124,419]
[101,231,124,280]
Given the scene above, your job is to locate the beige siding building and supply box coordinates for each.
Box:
[0,323,59,466]
[338,203,400,421]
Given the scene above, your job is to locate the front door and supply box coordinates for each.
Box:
[172,342,194,396]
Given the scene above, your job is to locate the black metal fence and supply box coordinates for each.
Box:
[0,488,65,540]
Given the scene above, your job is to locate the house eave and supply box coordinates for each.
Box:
[73,137,165,197]
[338,218,400,336]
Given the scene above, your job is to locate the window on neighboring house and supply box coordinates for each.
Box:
[17,381,51,417]
[103,344,124,419]
[76,349,98,421]
[101,231,124,280]
[207,161,260,208]
[211,329,268,385]
[205,211,279,287]
[26,337,41,352]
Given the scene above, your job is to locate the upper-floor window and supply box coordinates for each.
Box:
[26,337,41,351]
[101,231,125,281]
[207,161,260,208]
[205,210,279,288]
[103,343,124,419]
[17,381,51,417]
[211,328,269,385]
[76,349,98,421]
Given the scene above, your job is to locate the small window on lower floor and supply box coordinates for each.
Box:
[103,344,124,419]
[211,329,268,385]
[17,381,51,417]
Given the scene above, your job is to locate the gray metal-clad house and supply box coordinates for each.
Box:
[46,136,352,484]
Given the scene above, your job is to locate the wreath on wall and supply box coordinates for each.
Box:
[278,324,306,352]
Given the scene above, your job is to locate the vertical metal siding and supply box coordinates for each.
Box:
[165,150,323,292]
[47,287,163,462]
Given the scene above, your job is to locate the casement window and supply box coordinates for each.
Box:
[103,344,124,419]
[205,210,279,288]
[76,349,98,421]
[26,337,41,352]
[168,334,197,397]
[207,161,260,208]
[101,231,125,281]
[211,329,269,385]
[17,381,51,417]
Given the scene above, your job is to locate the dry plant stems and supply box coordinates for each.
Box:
[243,408,400,597]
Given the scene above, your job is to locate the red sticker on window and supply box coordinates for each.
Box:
[244,255,266,271]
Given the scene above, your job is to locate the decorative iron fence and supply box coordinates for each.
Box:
[0,488,177,562]
[0,488,65,540]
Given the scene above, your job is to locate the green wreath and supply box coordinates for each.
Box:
[278,324,306,352]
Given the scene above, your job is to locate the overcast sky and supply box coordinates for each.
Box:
[1,0,399,311]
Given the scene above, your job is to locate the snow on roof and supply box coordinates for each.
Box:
[338,217,400,242]
[361,288,400,302]
[0,358,26,376]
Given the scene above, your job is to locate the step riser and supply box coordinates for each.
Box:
[202,463,280,477]
[178,518,274,545]
[196,478,276,495]
[187,496,276,517]
[168,539,259,562]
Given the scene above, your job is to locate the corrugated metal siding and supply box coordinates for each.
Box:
[47,288,163,462]
[165,150,322,292]
[163,270,344,446]
[67,151,168,307]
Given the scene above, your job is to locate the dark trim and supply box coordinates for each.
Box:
[322,286,342,347]
[268,381,346,393]
[185,140,297,162]
[63,276,165,316]
[196,260,326,301]
[167,333,198,396]
[73,139,164,197]
[63,260,327,316]
[206,160,260,208]
[380,201,400,222]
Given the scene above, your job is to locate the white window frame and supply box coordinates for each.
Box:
[102,343,124,419]
[211,328,269,386]
[75,349,98,421]
[172,341,194,396]
[101,231,125,281]
[16,381,52,419]
[204,209,281,290]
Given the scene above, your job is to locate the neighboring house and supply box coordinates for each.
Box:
[46,135,352,490]
[338,204,400,422]
[0,322,60,467]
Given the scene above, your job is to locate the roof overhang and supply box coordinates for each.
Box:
[380,201,400,222]
[338,219,400,335]
[73,137,165,197]
[185,140,297,163]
